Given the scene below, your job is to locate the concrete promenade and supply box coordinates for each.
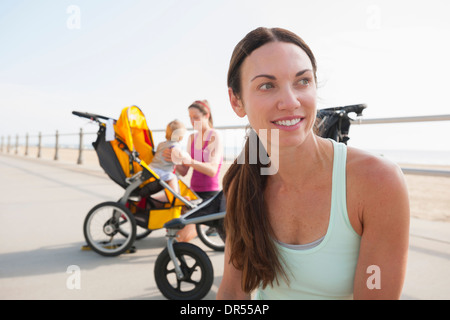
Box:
[0,153,449,300]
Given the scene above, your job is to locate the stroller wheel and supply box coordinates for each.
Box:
[83,202,136,257]
[196,224,225,252]
[154,242,213,300]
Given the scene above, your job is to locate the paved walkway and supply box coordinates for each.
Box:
[0,154,449,299]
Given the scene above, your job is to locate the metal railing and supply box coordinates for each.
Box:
[0,129,91,164]
[350,114,450,125]
[1,114,450,177]
[348,114,450,177]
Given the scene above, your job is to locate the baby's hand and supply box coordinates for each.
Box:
[170,148,191,165]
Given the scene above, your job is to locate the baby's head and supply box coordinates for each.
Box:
[166,119,186,142]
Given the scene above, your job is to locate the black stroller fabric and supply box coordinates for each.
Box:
[316,104,366,144]
[93,126,128,188]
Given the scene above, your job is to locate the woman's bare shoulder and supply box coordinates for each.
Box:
[346,146,408,217]
[346,146,404,185]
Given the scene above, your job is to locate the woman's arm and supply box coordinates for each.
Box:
[163,131,222,177]
[175,164,190,176]
[351,155,410,299]
[217,237,251,300]
[182,130,223,177]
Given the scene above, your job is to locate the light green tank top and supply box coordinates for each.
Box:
[255,139,361,300]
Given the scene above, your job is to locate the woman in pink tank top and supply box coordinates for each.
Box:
[171,100,223,242]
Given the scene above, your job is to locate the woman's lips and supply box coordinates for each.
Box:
[271,116,304,130]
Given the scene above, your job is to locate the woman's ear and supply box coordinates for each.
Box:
[228,87,246,118]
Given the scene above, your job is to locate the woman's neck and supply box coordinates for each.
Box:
[196,123,211,135]
[268,135,332,187]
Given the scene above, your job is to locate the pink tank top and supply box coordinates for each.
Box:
[190,130,222,192]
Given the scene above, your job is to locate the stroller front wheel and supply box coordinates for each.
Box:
[83,202,136,257]
[154,242,213,300]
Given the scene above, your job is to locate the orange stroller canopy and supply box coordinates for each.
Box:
[112,106,155,177]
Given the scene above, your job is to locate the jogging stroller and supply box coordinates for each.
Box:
[316,103,366,144]
[73,106,226,299]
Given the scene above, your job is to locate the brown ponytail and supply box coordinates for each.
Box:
[223,27,318,293]
[223,129,287,293]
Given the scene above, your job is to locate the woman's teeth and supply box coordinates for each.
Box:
[274,118,301,126]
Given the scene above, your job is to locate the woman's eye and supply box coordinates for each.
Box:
[259,83,274,90]
[298,78,311,86]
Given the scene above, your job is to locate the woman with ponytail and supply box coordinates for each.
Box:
[217,27,409,300]
[169,99,223,242]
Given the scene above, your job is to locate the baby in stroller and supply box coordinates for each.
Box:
[149,119,187,193]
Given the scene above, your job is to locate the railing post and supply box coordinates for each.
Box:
[54,130,59,161]
[37,132,42,158]
[0,136,3,153]
[7,135,10,153]
[25,133,29,156]
[77,128,83,165]
[15,134,19,154]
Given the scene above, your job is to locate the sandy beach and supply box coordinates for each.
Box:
[402,172,450,221]
[9,146,450,222]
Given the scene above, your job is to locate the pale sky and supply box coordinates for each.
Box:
[1,0,449,155]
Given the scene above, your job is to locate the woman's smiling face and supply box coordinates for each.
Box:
[230,41,317,149]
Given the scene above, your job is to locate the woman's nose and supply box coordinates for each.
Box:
[277,85,301,111]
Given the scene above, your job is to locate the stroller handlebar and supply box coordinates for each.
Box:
[318,103,367,116]
[72,111,115,123]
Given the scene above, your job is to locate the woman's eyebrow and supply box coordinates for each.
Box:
[251,69,312,82]
[251,74,276,82]
[296,69,312,77]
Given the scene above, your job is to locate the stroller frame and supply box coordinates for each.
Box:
[316,103,367,144]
